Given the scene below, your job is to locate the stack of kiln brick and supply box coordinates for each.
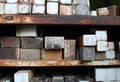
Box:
[77,30,116,61]
[0,0,90,15]
[16,25,43,60]
[95,68,120,82]
[43,37,76,60]
[0,36,20,59]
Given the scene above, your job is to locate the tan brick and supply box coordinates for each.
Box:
[97,8,109,16]
[60,5,72,15]
[42,49,62,60]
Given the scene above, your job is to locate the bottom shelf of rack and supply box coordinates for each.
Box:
[0,60,120,67]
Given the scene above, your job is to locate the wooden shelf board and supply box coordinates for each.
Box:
[0,60,120,67]
[0,15,120,25]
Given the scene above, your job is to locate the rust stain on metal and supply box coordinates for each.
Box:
[0,60,120,67]
[0,60,81,67]
[0,15,120,25]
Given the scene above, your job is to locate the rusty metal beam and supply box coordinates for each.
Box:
[0,60,120,67]
[0,15,120,25]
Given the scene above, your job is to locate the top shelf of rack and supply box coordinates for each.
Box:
[0,15,120,25]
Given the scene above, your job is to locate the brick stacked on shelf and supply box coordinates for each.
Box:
[47,0,59,15]
[0,75,14,82]
[60,0,72,15]
[73,0,90,15]
[14,70,34,82]
[31,76,51,82]
[96,5,120,16]
[95,68,120,82]
[77,35,96,61]
[0,0,91,15]
[42,37,64,60]
[96,30,115,60]
[0,37,20,59]
[52,76,64,82]
[77,30,116,61]
[32,0,45,14]
[64,40,76,60]
[16,25,43,60]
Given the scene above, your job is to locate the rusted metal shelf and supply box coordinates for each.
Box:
[0,60,120,67]
[0,15,120,25]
